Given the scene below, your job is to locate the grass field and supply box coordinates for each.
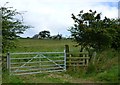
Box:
[11,39,79,52]
[2,39,119,84]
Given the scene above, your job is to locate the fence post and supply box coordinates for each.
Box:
[7,52,10,74]
[64,45,69,70]
[64,49,66,71]
[82,52,85,66]
[86,52,89,66]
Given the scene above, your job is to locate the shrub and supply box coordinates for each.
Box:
[95,66,118,83]
[86,63,96,75]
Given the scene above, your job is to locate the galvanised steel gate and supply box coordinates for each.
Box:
[7,51,66,75]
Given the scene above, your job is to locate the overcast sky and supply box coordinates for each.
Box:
[1,0,119,38]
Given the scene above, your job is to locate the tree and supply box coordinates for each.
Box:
[1,3,31,53]
[38,30,50,39]
[58,34,62,40]
[52,34,62,40]
[111,18,120,51]
[69,10,119,52]
[32,34,39,39]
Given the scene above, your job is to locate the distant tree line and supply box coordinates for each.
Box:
[32,30,63,40]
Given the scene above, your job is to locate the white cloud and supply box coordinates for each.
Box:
[1,0,119,37]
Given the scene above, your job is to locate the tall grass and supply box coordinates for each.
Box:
[64,48,119,83]
[2,72,23,83]
[85,49,118,83]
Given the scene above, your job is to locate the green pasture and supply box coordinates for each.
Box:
[2,39,119,84]
[10,39,79,52]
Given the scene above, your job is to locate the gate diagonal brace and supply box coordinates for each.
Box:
[14,54,39,72]
[40,54,63,69]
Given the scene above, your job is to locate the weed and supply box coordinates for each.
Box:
[95,65,119,83]
[86,63,97,76]
[2,72,23,83]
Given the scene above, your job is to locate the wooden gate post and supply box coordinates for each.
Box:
[64,45,69,69]
[86,53,89,66]
[2,55,7,72]
[7,52,10,74]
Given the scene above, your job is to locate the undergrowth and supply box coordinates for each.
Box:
[66,49,119,83]
[2,71,23,83]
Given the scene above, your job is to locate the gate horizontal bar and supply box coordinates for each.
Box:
[67,52,88,54]
[11,60,64,64]
[44,56,64,58]
[12,67,64,73]
[66,61,85,63]
[11,61,40,64]
[11,64,64,69]
[67,65,88,66]
[11,70,65,75]
[40,64,64,67]
[10,66,38,69]
[10,52,64,55]
[67,57,90,59]
[10,56,64,60]
[41,60,64,62]
[11,57,37,60]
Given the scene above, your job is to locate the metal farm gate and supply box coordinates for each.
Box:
[7,52,66,75]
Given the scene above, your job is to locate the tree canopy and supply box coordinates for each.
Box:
[1,3,31,53]
[38,30,50,39]
[69,10,120,52]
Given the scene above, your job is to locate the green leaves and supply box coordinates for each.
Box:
[39,30,50,39]
[1,4,31,53]
[69,10,120,52]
